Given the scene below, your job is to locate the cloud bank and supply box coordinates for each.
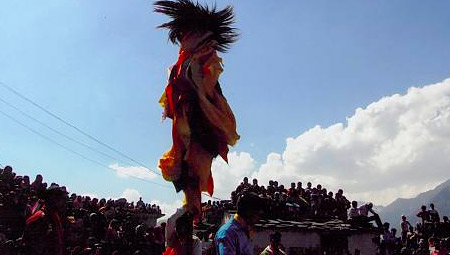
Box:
[212,78,450,206]
[119,188,142,202]
[109,163,158,180]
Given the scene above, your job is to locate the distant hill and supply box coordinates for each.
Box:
[377,179,450,229]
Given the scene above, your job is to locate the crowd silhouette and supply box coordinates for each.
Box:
[0,165,164,255]
[231,177,351,221]
[2,166,450,255]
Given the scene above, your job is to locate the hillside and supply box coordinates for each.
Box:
[378,179,450,229]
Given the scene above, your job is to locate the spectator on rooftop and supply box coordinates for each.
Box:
[296,182,304,195]
[235,177,251,196]
[305,182,312,193]
[30,174,44,192]
[429,203,440,223]
[358,202,383,230]
[348,201,359,219]
[250,178,260,194]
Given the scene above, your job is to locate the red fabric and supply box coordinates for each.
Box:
[163,247,177,255]
[26,210,44,225]
[51,212,64,255]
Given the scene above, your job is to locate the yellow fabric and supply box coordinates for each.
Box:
[159,33,239,215]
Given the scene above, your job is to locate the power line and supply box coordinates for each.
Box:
[0,108,172,189]
[0,97,122,163]
[0,82,161,176]
[0,82,224,201]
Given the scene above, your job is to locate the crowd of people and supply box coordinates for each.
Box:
[0,165,165,255]
[374,204,450,255]
[231,177,450,255]
[231,177,352,221]
[3,165,450,255]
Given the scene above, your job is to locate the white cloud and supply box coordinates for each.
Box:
[212,78,450,206]
[79,192,98,199]
[151,199,183,222]
[120,188,142,202]
[109,163,158,180]
[212,151,256,200]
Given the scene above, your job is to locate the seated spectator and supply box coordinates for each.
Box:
[358,202,383,229]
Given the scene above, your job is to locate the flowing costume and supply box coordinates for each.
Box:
[155,0,239,215]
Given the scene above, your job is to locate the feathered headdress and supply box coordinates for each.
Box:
[154,0,238,52]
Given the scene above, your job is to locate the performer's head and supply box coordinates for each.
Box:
[154,0,239,53]
[237,192,266,226]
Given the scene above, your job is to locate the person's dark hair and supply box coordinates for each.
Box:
[154,0,238,52]
[270,231,281,242]
[237,192,266,219]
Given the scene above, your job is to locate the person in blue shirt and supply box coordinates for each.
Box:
[215,192,267,255]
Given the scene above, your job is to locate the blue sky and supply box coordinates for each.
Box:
[1,0,450,212]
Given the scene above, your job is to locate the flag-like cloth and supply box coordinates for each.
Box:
[159,33,239,213]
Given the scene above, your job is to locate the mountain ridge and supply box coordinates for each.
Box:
[378,179,450,229]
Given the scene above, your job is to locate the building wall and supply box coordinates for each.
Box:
[253,229,378,255]
[348,232,379,255]
[252,230,321,255]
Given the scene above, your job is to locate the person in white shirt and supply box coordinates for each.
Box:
[165,208,202,255]
[357,202,383,230]
[348,201,360,219]
[260,232,286,255]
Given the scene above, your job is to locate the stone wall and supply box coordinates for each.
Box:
[252,229,378,255]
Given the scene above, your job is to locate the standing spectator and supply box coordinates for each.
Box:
[31,174,45,193]
[260,232,286,255]
[416,205,429,226]
[296,182,304,196]
[400,215,412,245]
[429,203,440,223]
[287,183,298,203]
[348,201,359,219]
[335,190,350,221]
[215,192,266,255]
[250,179,260,194]
[235,177,251,196]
